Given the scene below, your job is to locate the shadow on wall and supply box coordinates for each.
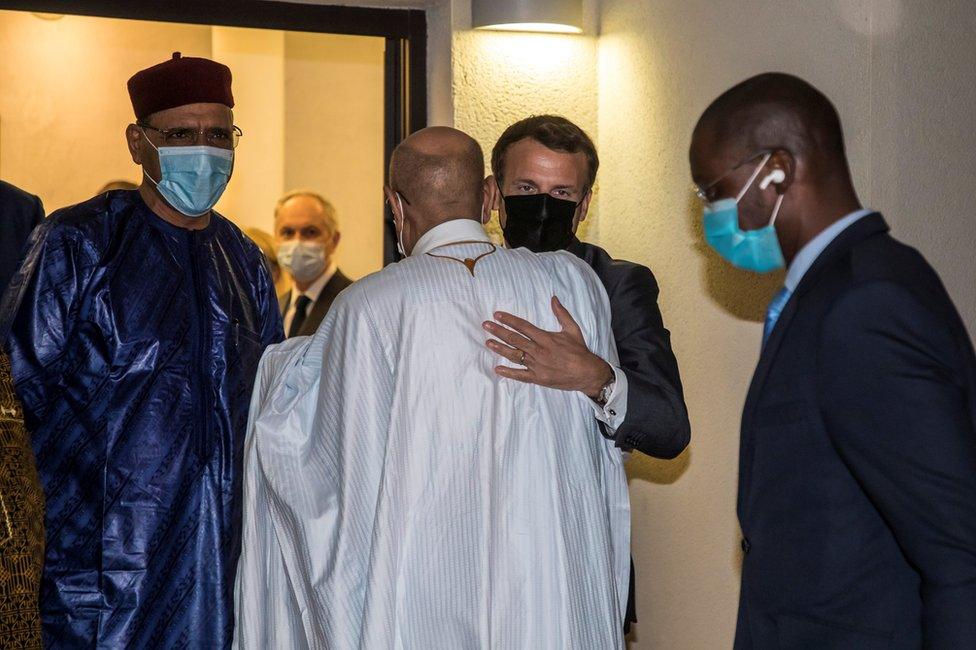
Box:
[685,194,784,323]
[626,447,690,486]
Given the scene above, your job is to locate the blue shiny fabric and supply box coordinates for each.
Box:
[3,190,283,648]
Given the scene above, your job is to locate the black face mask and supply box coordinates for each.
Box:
[502,193,579,252]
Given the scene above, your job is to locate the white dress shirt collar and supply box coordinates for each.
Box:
[784,208,875,292]
[410,219,492,257]
[283,262,337,336]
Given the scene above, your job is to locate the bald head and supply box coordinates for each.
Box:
[692,73,849,181]
[389,127,485,222]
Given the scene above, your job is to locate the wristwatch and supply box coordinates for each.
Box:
[595,376,615,407]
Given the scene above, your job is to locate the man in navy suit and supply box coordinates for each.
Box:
[690,72,976,648]
[0,180,44,297]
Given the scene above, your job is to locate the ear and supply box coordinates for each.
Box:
[486,175,502,211]
[330,231,341,251]
[383,185,400,221]
[481,178,492,226]
[577,188,594,223]
[126,124,144,165]
[767,149,796,195]
[486,175,507,227]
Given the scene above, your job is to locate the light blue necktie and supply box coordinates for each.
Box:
[763,287,792,346]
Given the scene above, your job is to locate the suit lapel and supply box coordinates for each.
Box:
[738,213,889,511]
[298,271,351,337]
[743,213,888,421]
[278,290,291,316]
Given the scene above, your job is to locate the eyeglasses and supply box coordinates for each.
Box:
[138,123,243,149]
[693,150,771,203]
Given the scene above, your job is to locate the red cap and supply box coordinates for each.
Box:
[127,52,234,120]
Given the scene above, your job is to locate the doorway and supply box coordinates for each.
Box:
[0,1,426,271]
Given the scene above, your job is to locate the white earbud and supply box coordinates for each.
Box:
[759,169,786,190]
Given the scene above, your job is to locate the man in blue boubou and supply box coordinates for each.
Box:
[3,52,283,648]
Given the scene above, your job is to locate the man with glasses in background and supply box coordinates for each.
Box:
[4,52,282,647]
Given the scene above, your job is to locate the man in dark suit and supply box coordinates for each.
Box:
[274,190,352,337]
[690,73,976,648]
[1,180,44,296]
[482,115,691,633]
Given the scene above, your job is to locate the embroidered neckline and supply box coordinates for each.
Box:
[425,241,497,276]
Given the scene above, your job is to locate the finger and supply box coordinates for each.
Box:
[493,311,548,342]
[551,296,584,339]
[494,365,537,383]
[482,321,537,351]
[486,339,526,364]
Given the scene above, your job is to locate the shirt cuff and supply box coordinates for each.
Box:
[590,364,628,432]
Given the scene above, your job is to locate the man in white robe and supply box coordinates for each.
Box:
[234,127,630,649]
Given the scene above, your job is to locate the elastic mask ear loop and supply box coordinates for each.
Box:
[768,193,785,227]
[140,127,163,187]
[735,153,773,203]
[395,192,407,256]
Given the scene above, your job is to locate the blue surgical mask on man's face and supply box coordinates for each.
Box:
[702,153,786,273]
[142,130,233,217]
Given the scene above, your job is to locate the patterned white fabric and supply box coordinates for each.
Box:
[234,220,630,649]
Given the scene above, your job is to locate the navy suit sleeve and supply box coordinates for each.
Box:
[817,280,976,648]
[608,264,690,459]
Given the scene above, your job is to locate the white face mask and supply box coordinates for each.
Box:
[277,240,327,283]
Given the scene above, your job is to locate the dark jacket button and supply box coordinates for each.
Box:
[741,538,751,553]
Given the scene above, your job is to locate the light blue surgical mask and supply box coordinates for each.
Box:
[143,131,233,217]
[702,153,786,273]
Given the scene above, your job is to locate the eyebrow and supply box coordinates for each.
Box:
[513,179,579,191]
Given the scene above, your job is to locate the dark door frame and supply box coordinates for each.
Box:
[0,0,427,264]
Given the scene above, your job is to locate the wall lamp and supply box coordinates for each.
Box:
[472,0,583,34]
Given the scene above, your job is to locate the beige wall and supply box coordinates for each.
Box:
[0,11,211,208]
[283,31,385,280]
[212,27,287,236]
[867,0,976,335]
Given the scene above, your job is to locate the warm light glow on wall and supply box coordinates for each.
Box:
[461,30,595,79]
[452,28,598,241]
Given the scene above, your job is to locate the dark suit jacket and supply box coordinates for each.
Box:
[279,270,352,337]
[1,181,44,297]
[567,238,690,459]
[735,213,976,649]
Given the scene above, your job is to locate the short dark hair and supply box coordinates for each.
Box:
[695,72,848,167]
[491,115,599,191]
